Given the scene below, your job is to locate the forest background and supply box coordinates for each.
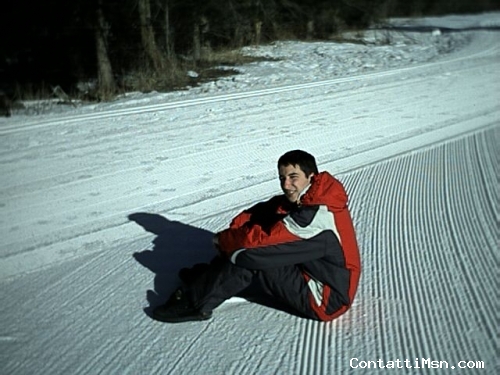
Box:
[1,0,499,102]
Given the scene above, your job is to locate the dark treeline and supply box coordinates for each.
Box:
[1,0,498,101]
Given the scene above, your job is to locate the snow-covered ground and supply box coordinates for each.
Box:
[1,12,499,375]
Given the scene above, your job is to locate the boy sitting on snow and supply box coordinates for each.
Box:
[153,150,361,322]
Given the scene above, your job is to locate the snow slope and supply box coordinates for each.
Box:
[0,13,499,375]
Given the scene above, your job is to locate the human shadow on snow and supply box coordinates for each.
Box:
[129,212,305,319]
[129,213,214,317]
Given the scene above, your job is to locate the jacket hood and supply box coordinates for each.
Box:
[300,171,348,211]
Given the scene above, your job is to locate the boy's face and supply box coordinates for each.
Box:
[278,164,313,203]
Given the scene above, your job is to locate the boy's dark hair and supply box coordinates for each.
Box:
[278,150,319,176]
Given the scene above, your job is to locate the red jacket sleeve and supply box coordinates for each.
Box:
[227,198,277,230]
[217,221,298,255]
[218,195,299,255]
[228,211,252,229]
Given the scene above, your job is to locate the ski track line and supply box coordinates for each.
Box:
[0,240,154,365]
[4,61,481,197]
[22,253,127,341]
[447,140,497,341]
[5,59,498,200]
[395,153,420,355]
[432,187,468,359]
[419,147,455,360]
[294,128,498,372]
[0,95,384,195]
[464,153,498,352]
[1,100,475,247]
[0,52,496,197]
[2,69,414,135]
[0,60,496,222]
[0,75,413,160]
[1,119,496,281]
[472,132,498,238]
[1,113,496,284]
[371,157,415,353]
[1,30,497,136]
[402,137,492,358]
[0,72,421,196]
[173,118,498,232]
[0,89,306,159]
[0,87,355,164]
[1,55,496,172]
[429,137,493,354]
[7,100,497,231]
[220,307,300,375]
[8,251,158,375]
[0,67,446,135]
[6,50,492,161]
[0,107,449,229]
[0,161,282,256]
[406,151,444,357]
[51,252,187,375]
[165,320,215,374]
[416,135,490,361]
[442,139,494,354]
[470,135,498,271]
[365,192,402,358]
[0,82,428,203]
[186,117,498,228]
[0,252,96,321]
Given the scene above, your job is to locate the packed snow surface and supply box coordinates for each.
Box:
[1,12,499,375]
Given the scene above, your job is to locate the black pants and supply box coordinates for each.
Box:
[184,256,319,320]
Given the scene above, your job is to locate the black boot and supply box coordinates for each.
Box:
[153,288,212,323]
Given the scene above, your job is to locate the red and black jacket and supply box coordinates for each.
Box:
[217,171,361,321]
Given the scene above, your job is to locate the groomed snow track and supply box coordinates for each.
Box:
[0,19,499,375]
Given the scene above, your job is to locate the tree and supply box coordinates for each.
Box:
[163,0,174,58]
[138,0,165,71]
[95,0,116,98]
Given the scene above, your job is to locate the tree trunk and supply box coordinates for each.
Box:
[0,93,11,117]
[306,20,314,40]
[193,16,210,62]
[254,20,262,45]
[193,22,201,62]
[95,0,115,99]
[164,0,173,59]
[138,0,164,71]
[200,16,210,61]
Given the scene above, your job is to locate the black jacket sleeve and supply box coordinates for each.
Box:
[231,231,333,270]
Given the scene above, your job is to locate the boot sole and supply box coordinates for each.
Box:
[153,311,212,323]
